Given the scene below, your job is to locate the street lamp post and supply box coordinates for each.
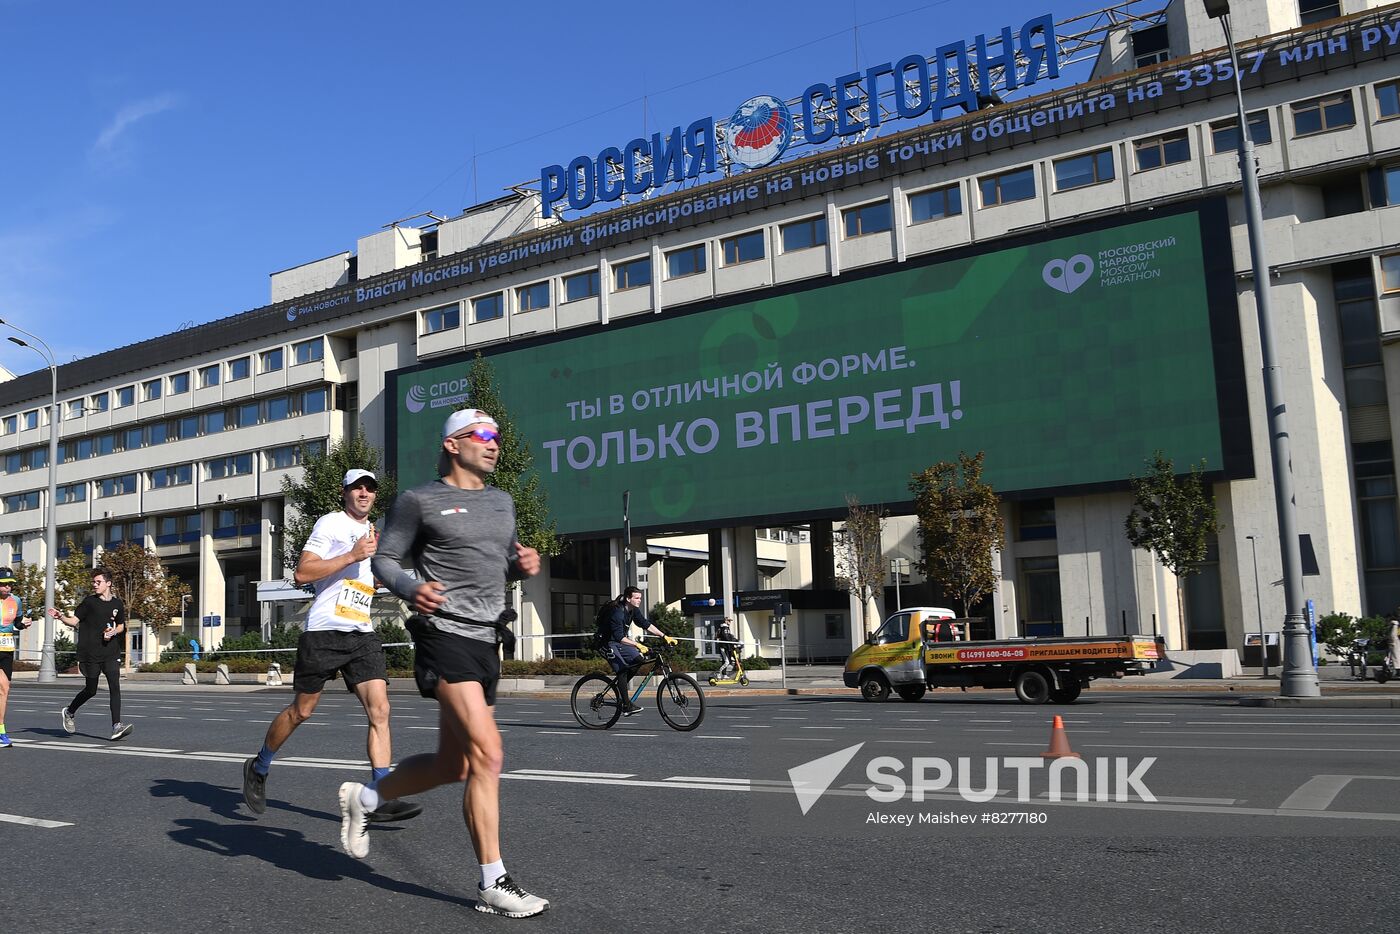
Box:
[1245,535,1268,678]
[1204,0,1320,697]
[1,322,60,683]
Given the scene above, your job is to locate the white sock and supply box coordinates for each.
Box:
[358,785,381,811]
[480,860,506,889]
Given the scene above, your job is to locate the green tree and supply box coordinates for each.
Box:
[1125,451,1222,644]
[100,543,189,629]
[375,619,414,670]
[909,452,1003,619]
[833,495,887,638]
[650,601,698,670]
[464,352,563,558]
[15,541,93,615]
[281,434,398,569]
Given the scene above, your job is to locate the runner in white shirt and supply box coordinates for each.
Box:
[241,469,420,823]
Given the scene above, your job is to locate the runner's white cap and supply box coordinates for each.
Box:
[443,408,499,440]
[342,469,378,488]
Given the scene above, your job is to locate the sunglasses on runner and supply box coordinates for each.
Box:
[455,427,500,444]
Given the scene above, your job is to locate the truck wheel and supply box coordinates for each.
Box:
[895,685,927,702]
[859,672,891,701]
[1049,682,1082,703]
[1013,669,1051,705]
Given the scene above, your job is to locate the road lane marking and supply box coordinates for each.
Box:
[986,742,1400,753]
[800,726,847,730]
[612,733,657,738]
[1140,731,1395,737]
[0,812,73,829]
[281,757,370,766]
[512,769,636,779]
[1279,774,1400,811]
[535,731,578,736]
[695,736,743,740]
[666,776,749,785]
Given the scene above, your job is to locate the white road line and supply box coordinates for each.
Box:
[780,737,834,742]
[202,718,232,722]
[0,812,73,829]
[281,757,370,766]
[875,739,940,744]
[986,742,1400,753]
[966,729,1014,732]
[536,731,578,736]
[611,733,657,738]
[800,726,846,730]
[1033,792,1239,806]
[970,719,1012,723]
[773,717,808,720]
[900,718,940,722]
[717,716,752,720]
[666,776,749,785]
[834,718,872,721]
[512,769,635,779]
[731,725,772,729]
[1279,774,1400,811]
[1140,730,1395,737]
[695,735,744,740]
[158,716,185,720]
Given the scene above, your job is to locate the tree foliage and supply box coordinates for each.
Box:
[15,540,96,614]
[100,543,190,625]
[464,352,563,558]
[909,452,1003,618]
[834,495,887,637]
[1125,452,1221,646]
[281,434,397,569]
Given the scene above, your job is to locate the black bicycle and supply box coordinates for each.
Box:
[570,641,706,731]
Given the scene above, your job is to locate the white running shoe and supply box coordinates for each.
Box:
[61,707,75,734]
[337,782,370,859]
[475,874,550,918]
[110,722,133,741]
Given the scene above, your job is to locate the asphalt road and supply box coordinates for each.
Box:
[3,683,1398,933]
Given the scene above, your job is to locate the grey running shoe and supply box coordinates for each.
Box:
[622,703,644,717]
[60,707,75,734]
[366,798,422,823]
[475,874,549,918]
[110,722,133,741]
[337,782,370,859]
[243,758,267,815]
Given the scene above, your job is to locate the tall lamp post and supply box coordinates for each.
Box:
[1204,0,1319,697]
[1,321,60,683]
[1245,534,1268,678]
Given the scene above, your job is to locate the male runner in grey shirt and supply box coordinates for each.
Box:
[337,407,548,920]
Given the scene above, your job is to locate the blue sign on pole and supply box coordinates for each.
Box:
[201,614,221,628]
[1305,599,1318,666]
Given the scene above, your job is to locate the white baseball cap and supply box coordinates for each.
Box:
[443,408,499,440]
[343,469,378,488]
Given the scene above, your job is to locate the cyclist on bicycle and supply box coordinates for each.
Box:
[597,586,674,716]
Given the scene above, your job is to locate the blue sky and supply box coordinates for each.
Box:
[0,0,1098,377]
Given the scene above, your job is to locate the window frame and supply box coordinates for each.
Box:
[291,339,323,366]
[562,270,600,303]
[169,372,190,395]
[1376,80,1400,121]
[841,200,893,239]
[1290,91,1356,138]
[1381,253,1400,294]
[612,256,652,292]
[978,165,1037,207]
[1052,149,1116,192]
[114,386,135,409]
[227,356,251,381]
[198,364,220,388]
[779,216,828,253]
[720,230,766,267]
[423,302,464,332]
[1209,110,1273,154]
[516,281,550,312]
[259,348,284,373]
[470,294,503,324]
[907,184,963,223]
[665,244,707,280]
[1133,130,1192,172]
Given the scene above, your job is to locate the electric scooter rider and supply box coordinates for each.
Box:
[598,587,674,716]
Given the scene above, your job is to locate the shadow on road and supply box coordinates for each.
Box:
[150,778,339,823]
[166,818,475,907]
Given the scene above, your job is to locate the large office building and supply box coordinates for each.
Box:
[4,0,1399,665]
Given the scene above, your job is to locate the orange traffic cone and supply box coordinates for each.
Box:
[1040,715,1080,759]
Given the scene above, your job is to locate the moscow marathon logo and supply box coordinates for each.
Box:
[1041,254,1094,294]
[726,95,794,170]
[405,385,428,413]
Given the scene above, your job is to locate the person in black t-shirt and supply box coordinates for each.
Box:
[49,568,132,741]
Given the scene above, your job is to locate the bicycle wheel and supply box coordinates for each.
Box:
[571,675,623,730]
[656,673,706,732]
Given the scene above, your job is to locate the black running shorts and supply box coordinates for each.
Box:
[292,629,387,694]
[406,617,500,704]
[0,652,13,679]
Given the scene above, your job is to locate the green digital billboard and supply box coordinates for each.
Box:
[388,199,1248,536]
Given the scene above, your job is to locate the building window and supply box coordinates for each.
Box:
[155,512,201,546]
[65,400,83,419]
[908,185,962,223]
[563,270,600,302]
[198,364,220,388]
[139,379,160,402]
[1382,254,1400,293]
[780,216,827,252]
[229,401,259,429]
[292,339,323,365]
[105,521,146,549]
[1017,499,1057,541]
[1019,556,1063,633]
[149,464,192,489]
[260,348,283,373]
[265,395,290,422]
[56,483,86,505]
[1131,23,1169,68]
[0,416,13,434]
[424,302,463,332]
[3,492,39,514]
[114,387,135,408]
[666,244,707,279]
[22,410,38,430]
[169,372,190,395]
[1298,0,1341,26]
[824,614,846,640]
[266,442,321,470]
[1052,149,1115,191]
[118,428,142,452]
[206,453,254,480]
[302,388,329,415]
[98,474,137,498]
[228,357,250,381]
[3,453,18,474]
[1376,80,1400,121]
[1133,130,1191,171]
[149,421,170,445]
[470,294,504,323]
[95,433,115,456]
[204,409,225,433]
[978,166,1036,206]
[89,393,109,413]
[842,200,893,238]
[1210,111,1272,153]
[517,281,550,312]
[721,230,766,266]
[613,257,652,292]
[1291,91,1355,137]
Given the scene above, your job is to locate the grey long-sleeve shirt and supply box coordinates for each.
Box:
[371,480,524,643]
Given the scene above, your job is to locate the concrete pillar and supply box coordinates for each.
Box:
[810,521,836,590]
[259,499,280,638]
[519,571,549,662]
[732,526,759,591]
[198,513,226,651]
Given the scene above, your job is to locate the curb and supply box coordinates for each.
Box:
[1239,696,1400,708]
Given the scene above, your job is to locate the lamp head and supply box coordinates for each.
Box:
[1203,0,1230,19]
[6,336,26,348]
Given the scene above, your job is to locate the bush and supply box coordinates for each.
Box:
[650,602,699,669]
[501,658,610,677]
[743,654,771,670]
[159,632,194,663]
[376,620,413,670]
[55,632,77,673]
[211,630,271,662]
[1318,612,1392,662]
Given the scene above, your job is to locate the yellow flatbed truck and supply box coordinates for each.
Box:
[843,606,1163,704]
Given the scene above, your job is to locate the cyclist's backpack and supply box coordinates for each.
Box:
[593,599,619,648]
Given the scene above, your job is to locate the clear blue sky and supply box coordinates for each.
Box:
[0,0,1094,376]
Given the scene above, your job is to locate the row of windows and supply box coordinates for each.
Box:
[0,340,324,435]
[7,443,323,514]
[1,389,329,473]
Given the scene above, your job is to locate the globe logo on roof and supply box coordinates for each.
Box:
[726,94,793,170]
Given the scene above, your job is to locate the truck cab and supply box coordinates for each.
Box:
[843,607,956,701]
